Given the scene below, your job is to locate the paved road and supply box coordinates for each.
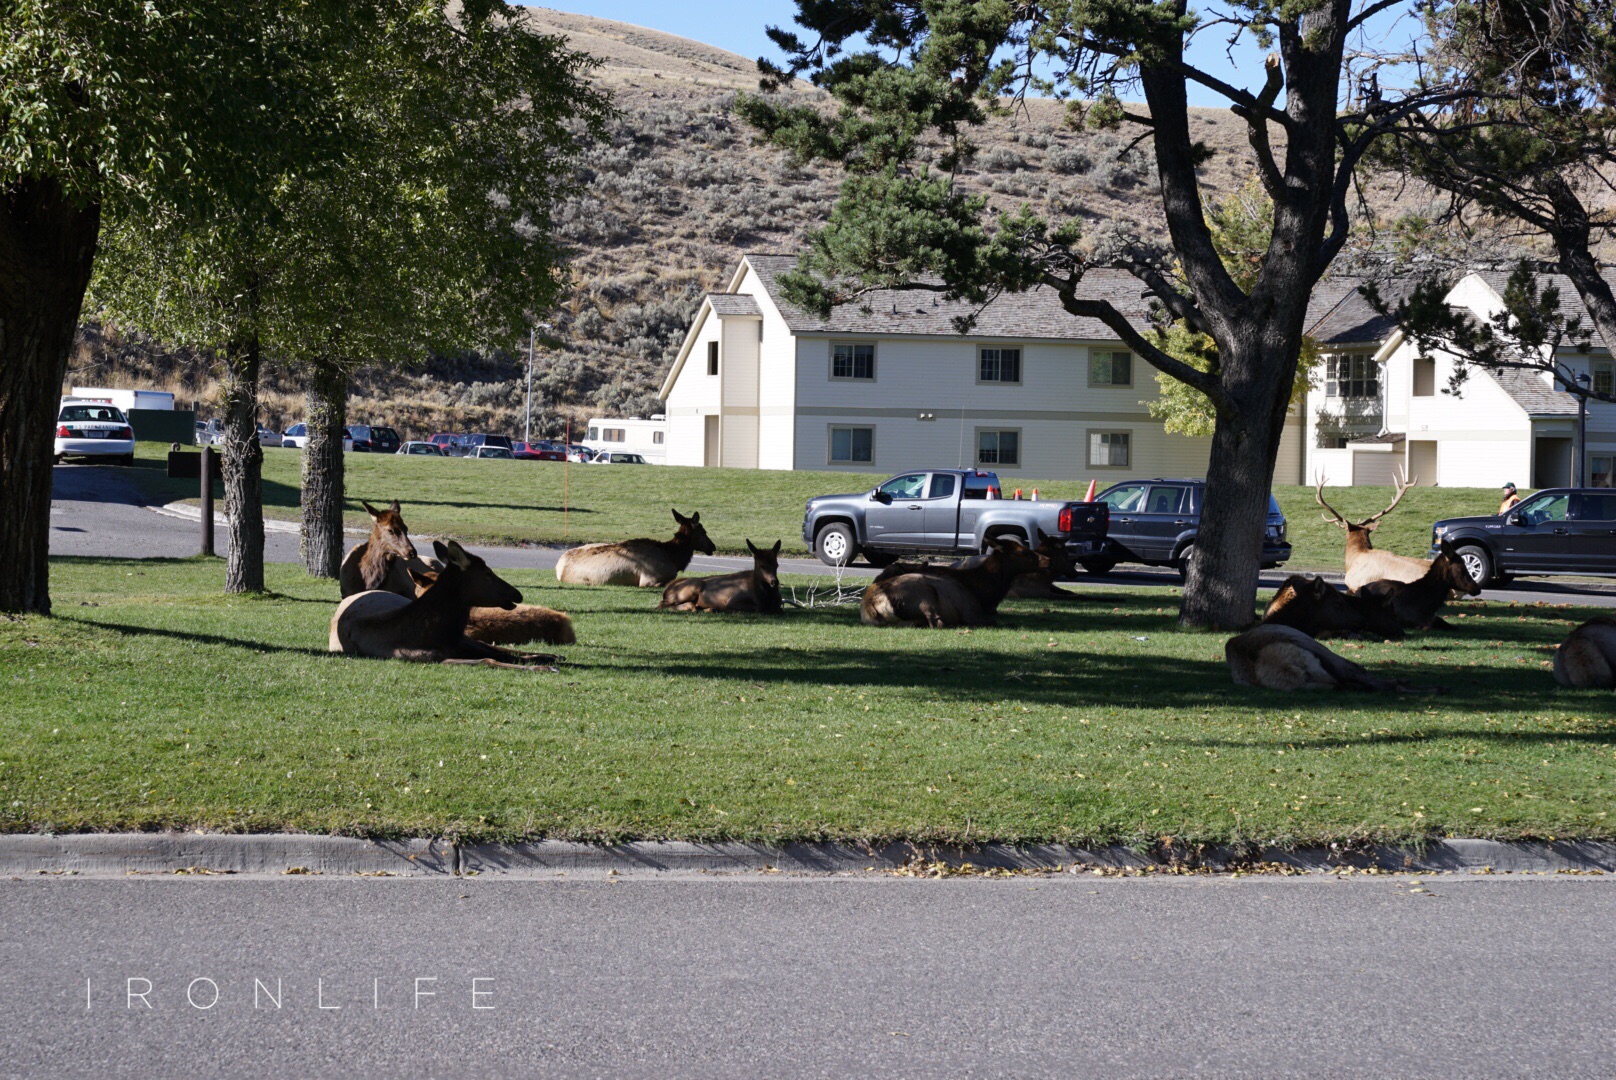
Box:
[49,464,1616,605]
[2,874,1612,1078]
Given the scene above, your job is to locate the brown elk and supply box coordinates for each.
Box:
[861,538,1048,628]
[339,500,419,598]
[659,539,783,613]
[1352,539,1481,630]
[408,566,577,646]
[330,540,558,669]
[1226,624,1438,693]
[555,509,716,587]
[1316,474,1432,590]
[1553,616,1616,690]
[1262,575,1404,640]
[876,534,1078,600]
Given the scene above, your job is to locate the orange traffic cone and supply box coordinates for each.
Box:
[1014,488,1023,500]
[1031,487,1039,501]
[1083,479,1097,502]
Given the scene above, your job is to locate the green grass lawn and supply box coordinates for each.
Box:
[131,443,1500,570]
[3,557,1612,846]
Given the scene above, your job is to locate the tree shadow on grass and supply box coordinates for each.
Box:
[67,618,331,658]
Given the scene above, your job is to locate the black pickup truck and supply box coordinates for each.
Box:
[802,469,1109,568]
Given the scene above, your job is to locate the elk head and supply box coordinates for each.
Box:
[363,500,418,563]
[1433,538,1483,597]
[1315,473,1415,538]
[987,537,1050,577]
[746,539,782,580]
[431,540,521,610]
[673,509,716,555]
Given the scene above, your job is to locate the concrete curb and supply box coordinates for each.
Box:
[151,501,362,537]
[4,834,1616,877]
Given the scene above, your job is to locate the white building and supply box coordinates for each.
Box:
[660,253,1306,482]
[1302,272,1615,489]
[583,415,667,465]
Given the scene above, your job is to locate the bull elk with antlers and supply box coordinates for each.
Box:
[1315,474,1432,591]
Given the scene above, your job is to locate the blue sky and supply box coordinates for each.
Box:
[524,1,1422,110]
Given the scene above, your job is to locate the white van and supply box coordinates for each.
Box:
[584,415,667,465]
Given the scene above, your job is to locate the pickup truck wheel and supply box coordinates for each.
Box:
[814,522,857,568]
[1454,543,1493,588]
[1078,557,1116,576]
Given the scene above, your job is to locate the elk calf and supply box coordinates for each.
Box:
[339,500,419,598]
[331,540,558,669]
[1226,624,1435,693]
[555,509,715,587]
[861,539,1047,628]
[660,539,782,613]
[1554,617,1616,690]
[1262,575,1403,640]
[1352,539,1480,630]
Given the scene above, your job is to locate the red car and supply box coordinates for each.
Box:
[512,440,566,462]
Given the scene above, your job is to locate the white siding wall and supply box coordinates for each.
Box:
[786,334,1212,481]
[662,306,723,467]
[719,315,761,468]
[734,263,799,470]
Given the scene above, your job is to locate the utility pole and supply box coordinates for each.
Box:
[524,327,534,446]
[1576,372,1590,487]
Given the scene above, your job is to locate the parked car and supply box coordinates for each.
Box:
[280,423,352,452]
[55,399,136,465]
[513,440,566,461]
[587,451,648,465]
[346,424,400,454]
[468,445,515,460]
[1088,478,1291,580]
[256,425,283,448]
[802,470,1109,568]
[397,441,446,457]
[428,433,465,456]
[195,418,225,446]
[1431,488,1616,586]
[566,444,596,462]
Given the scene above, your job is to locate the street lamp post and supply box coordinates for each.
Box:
[524,323,552,446]
[1576,371,1591,487]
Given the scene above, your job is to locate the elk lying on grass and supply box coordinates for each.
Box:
[861,538,1047,628]
[1553,617,1616,690]
[1316,475,1432,590]
[331,540,558,669]
[409,566,576,646]
[555,509,715,587]
[1226,624,1437,693]
[659,539,782,613]
[1352,539,1481,630]
[1261,575,1404,640]
[339,500,419,598]
[1008,536,1079,599]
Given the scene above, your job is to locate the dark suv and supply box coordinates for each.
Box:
[346,425,400,454]
[1087,478,1291,579]
[1431,488,1616,587]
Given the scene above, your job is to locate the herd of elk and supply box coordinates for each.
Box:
[1316,474,1431,590]
[660,539,782,613]
[861,538,1048,628]
[321,495,1607,696]
[555,509,714,587]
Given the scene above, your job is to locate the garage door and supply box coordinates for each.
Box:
[1351,450,1398,487]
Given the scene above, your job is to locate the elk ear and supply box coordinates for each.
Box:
[689,510,701,523]
[408,568,435,588]
[672,509,688,526]
[772,540,782,555]
[432,540,451,564]
[1440,538,1458,559]
[363,501,380,519]
[444,540,473,570]
[389,500,401,514]
[746,540,759,556]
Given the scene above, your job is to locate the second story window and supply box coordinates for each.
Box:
[1326,354,1379,399]
[832,342,875,381]
[1090,349,1133,387]
[978,347,1022,384]
[707,341,719,376]
[1593,358,1613,398]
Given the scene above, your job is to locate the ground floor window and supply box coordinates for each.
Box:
[976,428,1020,467]
[828,425,874,464]
[1088,430,1131,468]
[1593,454,1614,488]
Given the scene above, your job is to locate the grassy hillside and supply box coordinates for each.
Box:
[131,443,1497,569]
[72,6,1454,442]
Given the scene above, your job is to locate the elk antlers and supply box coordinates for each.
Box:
[1315,471,1416,530]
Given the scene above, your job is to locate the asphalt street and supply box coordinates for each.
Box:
[2,874,1613,1078]
[48,463,1616,605]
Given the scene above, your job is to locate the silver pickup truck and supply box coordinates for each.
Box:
[801,469,1109,568]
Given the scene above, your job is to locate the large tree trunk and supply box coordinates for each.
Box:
[301,362,348,578]
[1179,333,1294,629]
[219,333,265,593]
[0,178,101,614]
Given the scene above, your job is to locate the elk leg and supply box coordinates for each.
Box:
[442,658,556,672]
[451,636,558,665]
[1427,616,1454,631]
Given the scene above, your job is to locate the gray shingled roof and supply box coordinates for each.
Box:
[1308,280,1404,346]
[1475,270,1616,347]
[705,293,761,317]
[1486,366,1579,416]
[743,253,1156,340]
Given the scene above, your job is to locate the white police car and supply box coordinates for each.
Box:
[54,398,136,465]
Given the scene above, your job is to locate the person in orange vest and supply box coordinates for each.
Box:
[1498,482,1522,515]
